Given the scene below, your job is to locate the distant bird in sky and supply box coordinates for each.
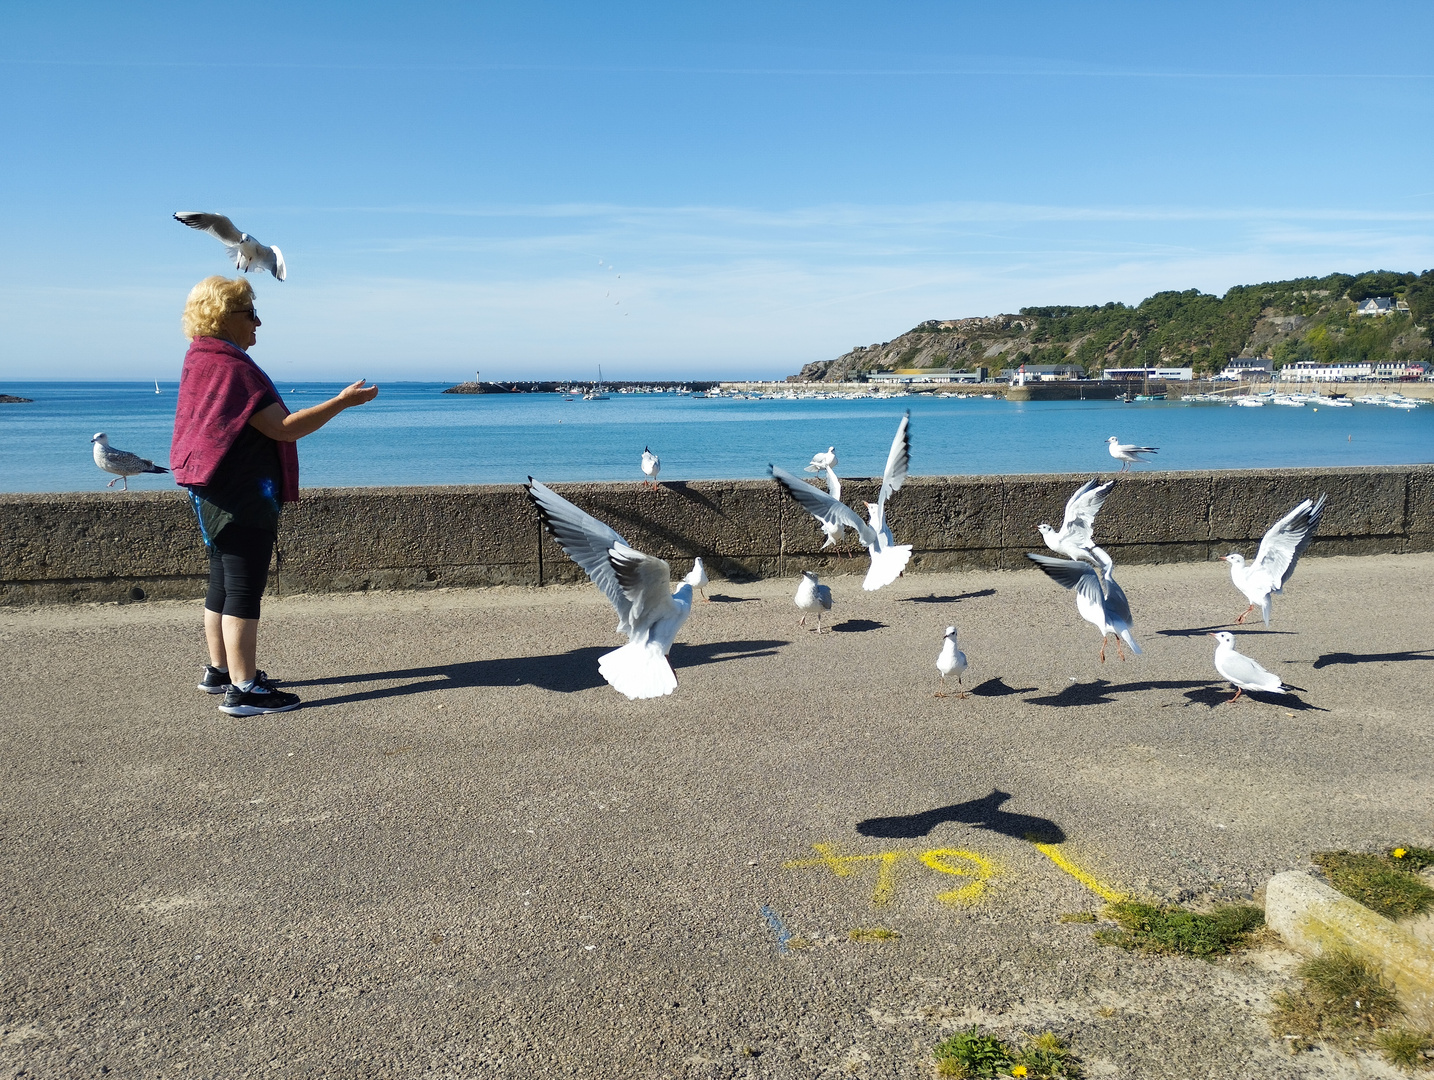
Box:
[1223,495,1327,626]
[1106,436,1157,471]
[641,446,661,488]
[936,626,968,697]
[1027,552,1142,663]
[1038,477,1116,582]
[794,570,833,632]
[1209,631,1287,703]
[526,478,694,699]
[90,433,169,490]
[688,556,710,602]
[173,212,286,280]
[805,447,838,473]
[771,411,912,591]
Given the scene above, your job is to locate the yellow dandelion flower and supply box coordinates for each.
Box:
[1393,848,1407,859]
[1011,1068,1028,1078]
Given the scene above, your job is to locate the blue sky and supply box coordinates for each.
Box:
[2,2,1432,381]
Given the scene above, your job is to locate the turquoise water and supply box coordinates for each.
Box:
[1,381,1430,493]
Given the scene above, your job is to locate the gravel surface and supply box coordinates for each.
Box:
[3,554,1431,1079]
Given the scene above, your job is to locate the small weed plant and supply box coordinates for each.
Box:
[847,926,901,943]
[1093,901,1263,957]
[931,1028,1081,1078]
[1314,850,1434,920]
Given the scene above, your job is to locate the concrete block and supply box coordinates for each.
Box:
[1265,870,1434,1028]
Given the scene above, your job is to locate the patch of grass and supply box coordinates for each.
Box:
[1375,1028,1434,1071]
[848,926,901,943]
[1014,1031,1084,1078]
[932,1028,1014,1078]
[1271,949,1404,1054]
[1389,846,1434,873]
[1314,851,1434,920]
[1058,912,1096,924]
[1092,901,1264,957]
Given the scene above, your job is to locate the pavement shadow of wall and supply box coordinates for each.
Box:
[855,789,1066,843]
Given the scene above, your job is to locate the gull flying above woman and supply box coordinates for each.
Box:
[1223,495,1327,626]
[770,411,912,591]
[174,212,287,280]
[1027,553,1142,663]
[526,479,703,699]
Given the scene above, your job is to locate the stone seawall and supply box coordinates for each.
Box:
[2,466,1430,605]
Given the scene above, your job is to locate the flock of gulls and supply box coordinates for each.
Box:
[526,412,1329,705]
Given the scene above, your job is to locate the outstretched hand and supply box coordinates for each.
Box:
[339,379,379,407]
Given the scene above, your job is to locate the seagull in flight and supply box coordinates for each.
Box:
[770,411,912,591]
[936,626,968,697]
[173,212,287,280]
[91,433,169,490]
[794,570,833,632]
[817,467,846,549]
[1038,478,1116,582]
[1106,436,1157,472]
[805,447,838,473]
[1209,631,1287,703]
[640,446,661,488]
[1223,495,1326,626]
[1027,553,1142,663]
[526,479,701,699]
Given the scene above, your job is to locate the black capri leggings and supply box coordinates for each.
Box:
[204,524,276,620]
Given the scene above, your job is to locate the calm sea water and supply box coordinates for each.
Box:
[2,381,1430,493]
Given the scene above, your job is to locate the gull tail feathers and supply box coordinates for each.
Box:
[598,640,678,700]
[863,544,912,591]
[1119,628,1143,656]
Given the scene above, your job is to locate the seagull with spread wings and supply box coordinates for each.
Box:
[1223,495,1327,626]
[770,411,912,591]
[526,479,702,699]
[1027,553,1142,663]
[174,212,287,280]
[1037,477,1116,582]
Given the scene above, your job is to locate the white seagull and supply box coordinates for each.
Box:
[1106,436,1158,472]
[640,446,661,488]
[805,446,838,473]
[1223,495,1327,626]
[794,570,833,632]
[936,626,968,697]
[818,467,846,549]
[1027,553,1142,663]
[1209,631,1287,703]
[689,556,710,602]
[1038,478,1116,582]
[526,478,699,699]
[173,211,287,280]
[91,433,169,490]
[770,411,912,591]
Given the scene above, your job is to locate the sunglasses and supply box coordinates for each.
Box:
[232,308,260,322]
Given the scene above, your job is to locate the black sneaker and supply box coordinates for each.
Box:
[219,684,301,716]
[198,666,230,694]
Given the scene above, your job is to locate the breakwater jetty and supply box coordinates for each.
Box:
[3,466,1429,605]
[444,380,719,394]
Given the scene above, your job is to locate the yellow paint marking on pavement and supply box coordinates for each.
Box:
[917,848,998,905]
[1032,842,1126,901]
[783,844,908,906]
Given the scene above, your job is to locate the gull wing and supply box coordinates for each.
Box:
[770,464,876,547]
[526,479,634,633]
[100,447,152,473]
[608,544,677,639]
[877,411,911,508]
[1061,478,1115,546]
[1217,648,1284,692]
[1102,575,1136,628]
[1026,552,1107,611]
[174,211,244,245]
[1253,494,1326,589]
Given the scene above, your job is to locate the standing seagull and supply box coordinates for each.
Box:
[640,446,661,488]
[1223,495,1327,626]
[1209,631,1287,703]
[805,447,838,473]
[794,570,833,632]
[936,626,968,697]
[1037,478,1116,582]
[688,556,710,602]
[771,411,912,591]
[173,212,287,280]
[1106,436,1158,472]
[1027,553,1142,663]
[526,479,697,699]
[91,433,169,491]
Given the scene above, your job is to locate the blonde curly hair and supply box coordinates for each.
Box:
[181,276,255,340]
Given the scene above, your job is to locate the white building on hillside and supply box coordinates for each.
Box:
[1101,366,1194,382]
[1355,297,1396,316]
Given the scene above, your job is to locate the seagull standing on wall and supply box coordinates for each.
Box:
[805,447,837,473]
[936,626,968,697]
[1037,478,1116,582]
[1223,495,1327,626]
[641,446,661,488]
[1209,631,1287,703]
[1106,436,1157,472]
[91,433,169,490]
[173,212,287,280]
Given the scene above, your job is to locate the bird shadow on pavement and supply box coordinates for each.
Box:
[898,589,997,604]
[830,619,886,633]
[704,594,760,604]
[1312,648,1434,670]
[291,639,787,707]
[1182,686,1327,711]
[1024,678,1220,707]
[968,676,1038,697]
[856,789,1066,843]
[1156,623,1296,638]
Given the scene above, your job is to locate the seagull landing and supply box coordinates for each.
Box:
[1106,436,1157,472]
[1223,495,1326,626]
[526,479,693,699]
[91,433,169,491]
[1037,477,1116,582]
[686,556,710,602]
[1209,631,1287,703]
[805,446,838,473]
[794,570,833,633]
[174,212,286,280]
[1027,553,1142,663]
[640,446,661,489]
[935,626,968,697]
